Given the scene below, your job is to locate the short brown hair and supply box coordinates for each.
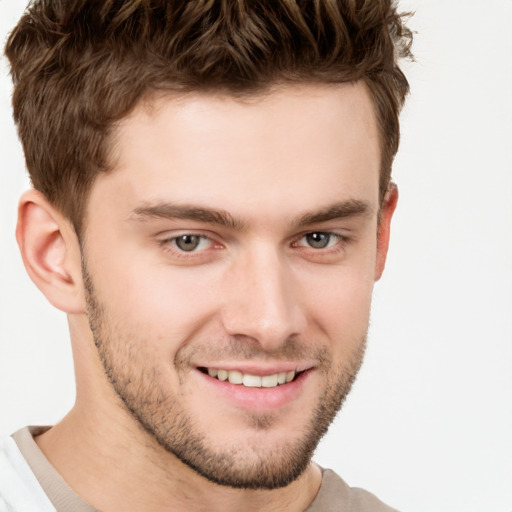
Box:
[5,0,413,232]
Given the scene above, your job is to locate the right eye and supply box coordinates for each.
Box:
[169,234,213,252]
[303,232,337,249]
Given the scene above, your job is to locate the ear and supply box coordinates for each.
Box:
[374,183,398,281]
[16,189,85,314]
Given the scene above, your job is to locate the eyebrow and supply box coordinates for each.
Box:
[294,199,373,227]
[131,203,245,230]
[130,199,373,230]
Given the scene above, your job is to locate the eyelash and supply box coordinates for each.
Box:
[158,231,349,260]
[159,232,218,259]
[292,232,345,250]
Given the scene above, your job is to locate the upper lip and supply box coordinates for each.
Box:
[196,362,315,376]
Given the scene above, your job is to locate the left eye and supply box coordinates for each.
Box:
[173,235,211,252]
[300,232,340,249]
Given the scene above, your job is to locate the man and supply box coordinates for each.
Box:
[1,1,412,510]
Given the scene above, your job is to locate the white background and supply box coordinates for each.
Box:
[1,1,511,511]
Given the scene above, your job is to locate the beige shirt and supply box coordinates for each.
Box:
[10,426,398,512]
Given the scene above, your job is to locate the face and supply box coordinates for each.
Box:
[80,82,388,489]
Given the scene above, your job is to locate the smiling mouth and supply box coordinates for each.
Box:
[199,367,301,388]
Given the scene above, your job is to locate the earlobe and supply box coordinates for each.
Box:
[16,190,85,314]
[374,183,398,281]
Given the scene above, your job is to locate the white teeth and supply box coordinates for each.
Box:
[243,374,262,387]
[205,368,298,387]
[228,370,243,384]
[261,374,278,388]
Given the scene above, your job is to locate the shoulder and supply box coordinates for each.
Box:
[0,430,56,512]
[306,468,399,512]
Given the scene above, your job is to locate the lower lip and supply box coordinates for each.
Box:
[196,369,311,411]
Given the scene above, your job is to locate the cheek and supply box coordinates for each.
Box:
[296,243,376,314]
[92,255,222,343]
[308,275,373,328]
[295,260,375,353]
[86,230,377,354]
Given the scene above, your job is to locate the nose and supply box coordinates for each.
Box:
[220,246,306,352]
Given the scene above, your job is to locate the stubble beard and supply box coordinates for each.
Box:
[82,263,367,490]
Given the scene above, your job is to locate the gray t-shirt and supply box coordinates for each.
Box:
[2,426,397,511]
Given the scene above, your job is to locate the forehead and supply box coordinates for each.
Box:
[91,82,381,225]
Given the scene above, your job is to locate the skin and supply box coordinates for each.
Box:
[17,81,397,512]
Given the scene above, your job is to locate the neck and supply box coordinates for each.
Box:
[35,404,322,512]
